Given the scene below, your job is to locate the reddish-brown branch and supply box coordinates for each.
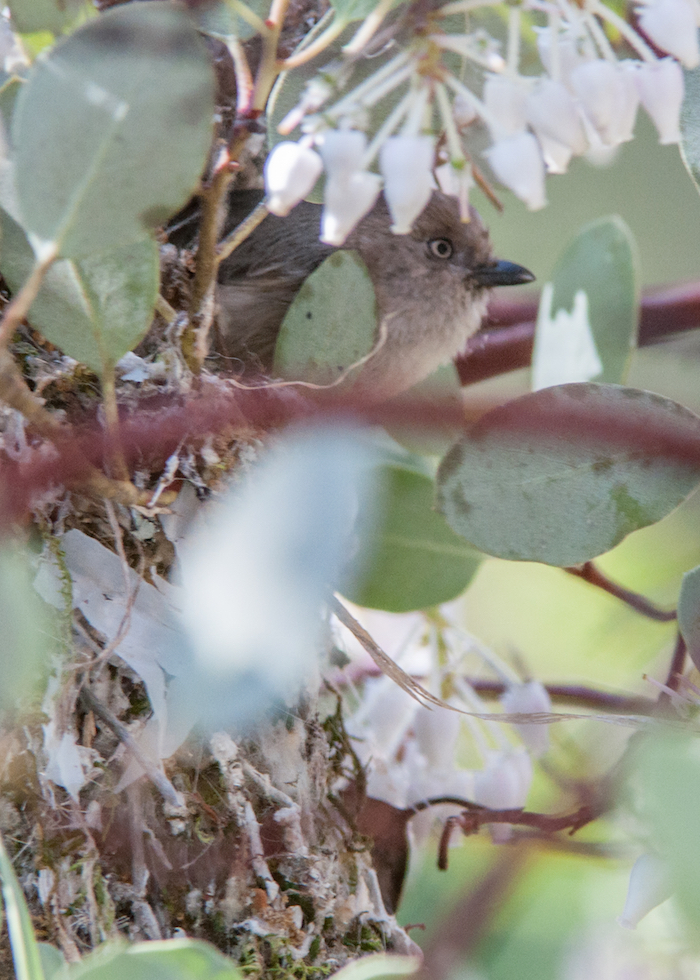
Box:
[463,680,657,715]
[662,631,687,696]
[457,280,700,386]
[564,561,676,622]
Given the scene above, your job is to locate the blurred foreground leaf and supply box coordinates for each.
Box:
[274,250,377,384]
[7,0,90,35]
[0,833,45,980]
[345,464,480,612]
[0,546,51,711]
[12,1,215,258]
[64,938,241,980]
[0,208,158,374]
[436,383,700,566]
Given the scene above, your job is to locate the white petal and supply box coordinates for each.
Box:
[618,854,673,929]
[636,57,684,144]
[526,78,588,156]
[474,748,533,810]
[483,73,529,136]
[264,141,323,217]
[500,681,552,757]
[638,0,700,68]
[380,135,435,233]
[569,60,638,147]
[413,704,461,769]
[453,93,478,128]
[320,171,382,245]
[536,133,573,174]
[319,129,368,179]
[485,132,546,210]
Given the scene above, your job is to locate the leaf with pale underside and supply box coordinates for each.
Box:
[12,1,215,258]
[436,383,700,567]
[274,250,378,385]
[345,463,481,612]
[0,207,158,374]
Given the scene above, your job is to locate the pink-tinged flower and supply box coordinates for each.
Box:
[526,78,588,169]
[379,135,435,234]
[485,132,546,210]
[636,57,684,144]
[500,681,552,757]
[483,73,529,136]
[264,141,323,217]
[569,59,639,147]
[638,0,700,69]
[619,853,673,929]
[321,172,382,245]
[474,748,533,842]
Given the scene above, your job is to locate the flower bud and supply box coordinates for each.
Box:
[637,0,700,69]
[485,132,546,210]
[379,135,435,234]
[484,74,529,136]
[618,853,673,929]
[264,141,323,217]
[320,171,382,245]
[636,57,684,144]
[500,681,552,757]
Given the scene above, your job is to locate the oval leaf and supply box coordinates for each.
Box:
[344,464,481,612]
[8,0,89,35]
[274,249,378,384]
[12,1,215,258]
[436,383,700,567]
[0,207,158,374]
[678,564,700,671]
[532,216,639,388]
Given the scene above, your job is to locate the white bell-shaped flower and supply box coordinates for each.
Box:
[500,681,552,758]
[435,161,474,219]
[536,133,573,174]
[474,747,533,843]
[484,73,529,136]
[485,132,546,210]
[264,141,323,217]
[526,78,588,159]
[413,704,461,770]
[319,128,367,178]
[636,57,684,144]
[320,171,382,245]
[637,0,700,69]
[379,135,435,234]
[535,26,587,84]
[618,853,673,929]
[569,59,639,146]
[453,93,478,129]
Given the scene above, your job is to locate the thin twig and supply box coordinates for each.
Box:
[662,631,687,697]
[0,247,57,348]
[216,200,270,265]
[564,561,676,622]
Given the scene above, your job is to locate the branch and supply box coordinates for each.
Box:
[462,680,657,715]
[564,561,676,622]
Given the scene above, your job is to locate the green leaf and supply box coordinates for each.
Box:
[0,546,52,711]
[681,53,700,196]
[37,945,65,980]
[12,1,215,258]
[328,0,402,22]
[383,362,464,458]
[65,938,242,980]
[194,0,270,43]
[329,954,421,980]
[274,250,378,384]
[0,208,158,374]
[7,0,90,36]
[678,564,700,671]
[344,464,481,612]
[0,833,46,980]
[635,734,700,928]
[435,383,700,567]
[533,216,639,386]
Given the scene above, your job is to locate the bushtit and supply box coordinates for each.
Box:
[182,189,534,398]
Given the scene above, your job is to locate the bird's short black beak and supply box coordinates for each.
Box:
[472,260,535,287]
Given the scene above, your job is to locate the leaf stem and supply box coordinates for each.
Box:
[280,17,348,69]
[0,247,57,350]
[564,561,677,622]
[100,367,131,483]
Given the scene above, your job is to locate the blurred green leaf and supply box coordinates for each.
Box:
[274,250,377,384]
[681,57,700,197]
[7,0,90,36]
[344,464,480,612]
[0,76,23,134]
[12,1,215,258]
[329,953,421,980]
[533,216,639,386]
[65,938,241,980]
[0,833,45,980]
[0,208,158,374]
[328,0,401,23]
[436,383,700,567]
[678,564,700,670]
[384,363,464,458]
[194,0,270,43]
[635,734,700,929]
[0,546,51,711]
[38,945,64,980]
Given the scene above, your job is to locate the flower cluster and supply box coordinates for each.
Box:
[265,0,692,243]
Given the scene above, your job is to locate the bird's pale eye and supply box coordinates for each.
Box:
[427,238,453,260]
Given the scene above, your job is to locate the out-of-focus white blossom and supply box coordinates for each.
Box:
[264,141,323,216]
[618,853,673,929]
[379,135,435,233]
[413,704,461,770]
[452,93,478,129]
[483,73,529,136]
[435,161,474,219]
[637,0,700,69]
[636,57,684,144]
[485,132,546,210]
[569,60,639,146]
[474,747,533,841]
[525,78,588,173]
[319,130,382,244]
[535,26,588,84]
[500,681,552,757]
[279,77,335,135]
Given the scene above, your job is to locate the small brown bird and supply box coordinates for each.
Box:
[181,189,534,398]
